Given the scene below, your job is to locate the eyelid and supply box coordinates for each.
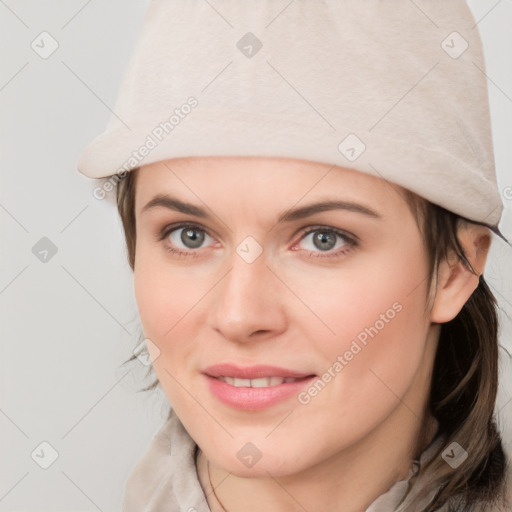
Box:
[159,222,358,241]
[295,224,359,243]
[158,221,216,241]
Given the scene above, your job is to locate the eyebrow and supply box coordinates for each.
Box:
[140,194,381,223]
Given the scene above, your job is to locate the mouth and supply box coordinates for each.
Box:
[215,375,312,387]
[202,364,317,410]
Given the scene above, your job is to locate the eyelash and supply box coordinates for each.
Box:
[158,223,358,259]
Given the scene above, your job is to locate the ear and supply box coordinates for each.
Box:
[430,223,491,324]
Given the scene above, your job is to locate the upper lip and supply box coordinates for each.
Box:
[203,363,315,379]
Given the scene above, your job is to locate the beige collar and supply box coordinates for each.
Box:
[122,406,446,512]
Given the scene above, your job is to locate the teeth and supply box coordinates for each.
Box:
[218,376,300,387]
[234,378,251,387]
[250,377,273,388]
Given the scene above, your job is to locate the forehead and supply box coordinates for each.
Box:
[134,156,409,218]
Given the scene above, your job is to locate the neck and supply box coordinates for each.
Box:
[206,409,438,512]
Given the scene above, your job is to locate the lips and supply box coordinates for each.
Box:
[202,364,317,410]
[203,363,314,380]
[217,376,305,387]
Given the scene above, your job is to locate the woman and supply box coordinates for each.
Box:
[78,1,511,510]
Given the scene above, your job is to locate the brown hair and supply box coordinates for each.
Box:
[399,192,509,510]
[117,167,509,511]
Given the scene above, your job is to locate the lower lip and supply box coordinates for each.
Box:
[204,375,316,410]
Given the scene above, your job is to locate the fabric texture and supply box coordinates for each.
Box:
[77,0,503,230]
[122,407,441,512]
[122,407,511,512]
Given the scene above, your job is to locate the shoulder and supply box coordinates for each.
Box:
[122,409,208,512]
[122,414,177,509]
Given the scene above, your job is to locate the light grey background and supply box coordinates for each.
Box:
[0,1,511,510]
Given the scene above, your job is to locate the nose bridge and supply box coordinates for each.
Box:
[210,240,283,341]
[221,245,270,314]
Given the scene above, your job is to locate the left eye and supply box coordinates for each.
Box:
[295,227,356,258]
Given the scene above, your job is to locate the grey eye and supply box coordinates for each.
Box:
[300,229,350,253]
[169,226,211,250]
[311,231,337,251]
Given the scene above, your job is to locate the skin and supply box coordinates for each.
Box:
[132,156,490,512]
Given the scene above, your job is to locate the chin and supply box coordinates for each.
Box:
[207,445,308,479]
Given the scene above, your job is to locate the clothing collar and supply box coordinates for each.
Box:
[122,408,444,512]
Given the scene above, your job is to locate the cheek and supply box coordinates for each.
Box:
[134,243,198,335]
[291,241,431,413]
[133,249,201,368]
[133,259,203,408]
[292,243,429,345]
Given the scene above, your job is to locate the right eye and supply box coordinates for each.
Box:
[159,223,216,257]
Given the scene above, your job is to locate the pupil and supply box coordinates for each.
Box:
[182,228,204,248]
[315,231,335,251]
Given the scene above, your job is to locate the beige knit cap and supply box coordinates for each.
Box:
[77,0,503,230]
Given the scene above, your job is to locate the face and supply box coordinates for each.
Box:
[133,156,436,477]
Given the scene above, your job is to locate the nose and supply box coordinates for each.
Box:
[208,246,287,345]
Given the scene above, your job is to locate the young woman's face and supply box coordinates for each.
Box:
[133,156,437,477]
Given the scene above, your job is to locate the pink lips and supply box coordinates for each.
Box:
[203,363,313,379]
[202,363,316,410]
